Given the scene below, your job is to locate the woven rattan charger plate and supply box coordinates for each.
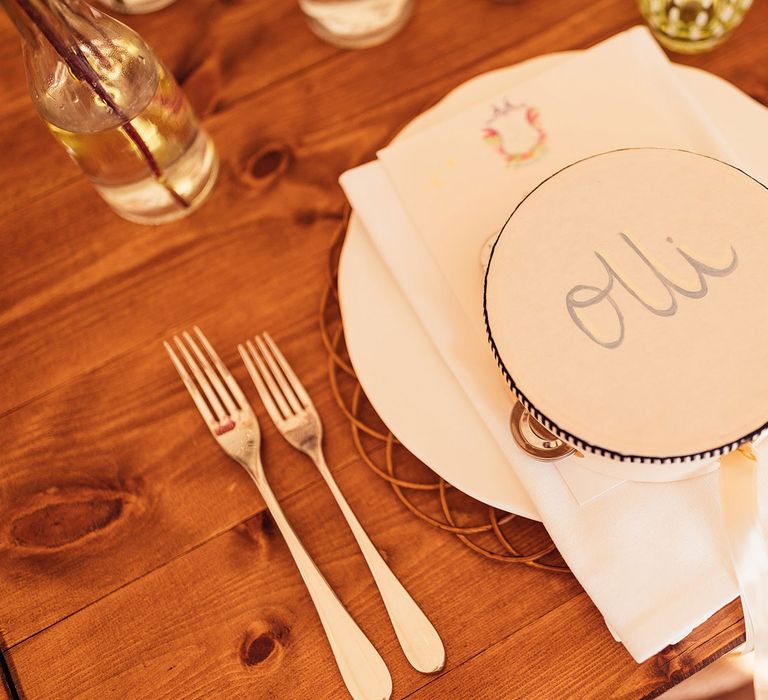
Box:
[320,215,566,572]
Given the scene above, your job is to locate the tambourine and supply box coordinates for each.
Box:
[484,148,768,696]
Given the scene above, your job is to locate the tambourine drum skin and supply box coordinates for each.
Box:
[484,148,768,465]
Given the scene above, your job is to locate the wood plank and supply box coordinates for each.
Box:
[0,0,626,229]
[0,309,393,648]
[6,453,584,699]
[0,0,765,696]
[0,0,337,118]
[405,596,745,700]
[0,0,642,222]
[0,181,344,415]
[0,0,338,219]
[0,668,12,700]
[7,452,743,699]
[1,0,765,224]
[2,0,767,416]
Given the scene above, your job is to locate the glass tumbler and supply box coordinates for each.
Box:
[638,0,753,53]
[298,0,414,49]
[97,0,177,14]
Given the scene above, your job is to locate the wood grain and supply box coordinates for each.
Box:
[7,455,584,699]
[0,0,765,696]
[406,598,745,700]
[0,670,10,700]
[0,314,386,647]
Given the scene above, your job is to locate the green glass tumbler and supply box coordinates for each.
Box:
[639,0,753,53]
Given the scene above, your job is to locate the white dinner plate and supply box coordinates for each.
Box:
[338,53,768,520]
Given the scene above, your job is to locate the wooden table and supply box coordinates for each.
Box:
[1,0,766,697]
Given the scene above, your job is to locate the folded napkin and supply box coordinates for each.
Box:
[340,27,763,661]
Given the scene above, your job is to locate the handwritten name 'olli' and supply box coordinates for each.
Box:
[565,233,738,349]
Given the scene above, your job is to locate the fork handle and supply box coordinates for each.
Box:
[312,451,446,674]
[246,465,392,700]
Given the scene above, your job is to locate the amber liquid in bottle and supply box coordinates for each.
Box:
[5,0,217,224]
[45,61,217,224]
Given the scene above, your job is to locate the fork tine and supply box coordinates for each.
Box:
[247,339,293,418]
[239,342,285,425]
[173,335,227,421]
[262,332,313,409]
[164,341,216,426]
[183,330,238,416]
[194,326,250,410]
[255,336,303,414]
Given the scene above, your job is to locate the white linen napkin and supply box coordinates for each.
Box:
[341,163,739,660]
[375,27,736,332]
[339,27,764,661]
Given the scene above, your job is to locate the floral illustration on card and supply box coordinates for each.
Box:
[482,99,547,166]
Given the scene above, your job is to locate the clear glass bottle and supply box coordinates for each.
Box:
[2,0,218,224]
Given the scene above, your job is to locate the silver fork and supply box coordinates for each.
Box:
[239,333,446,674]
[165,327,392,700]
